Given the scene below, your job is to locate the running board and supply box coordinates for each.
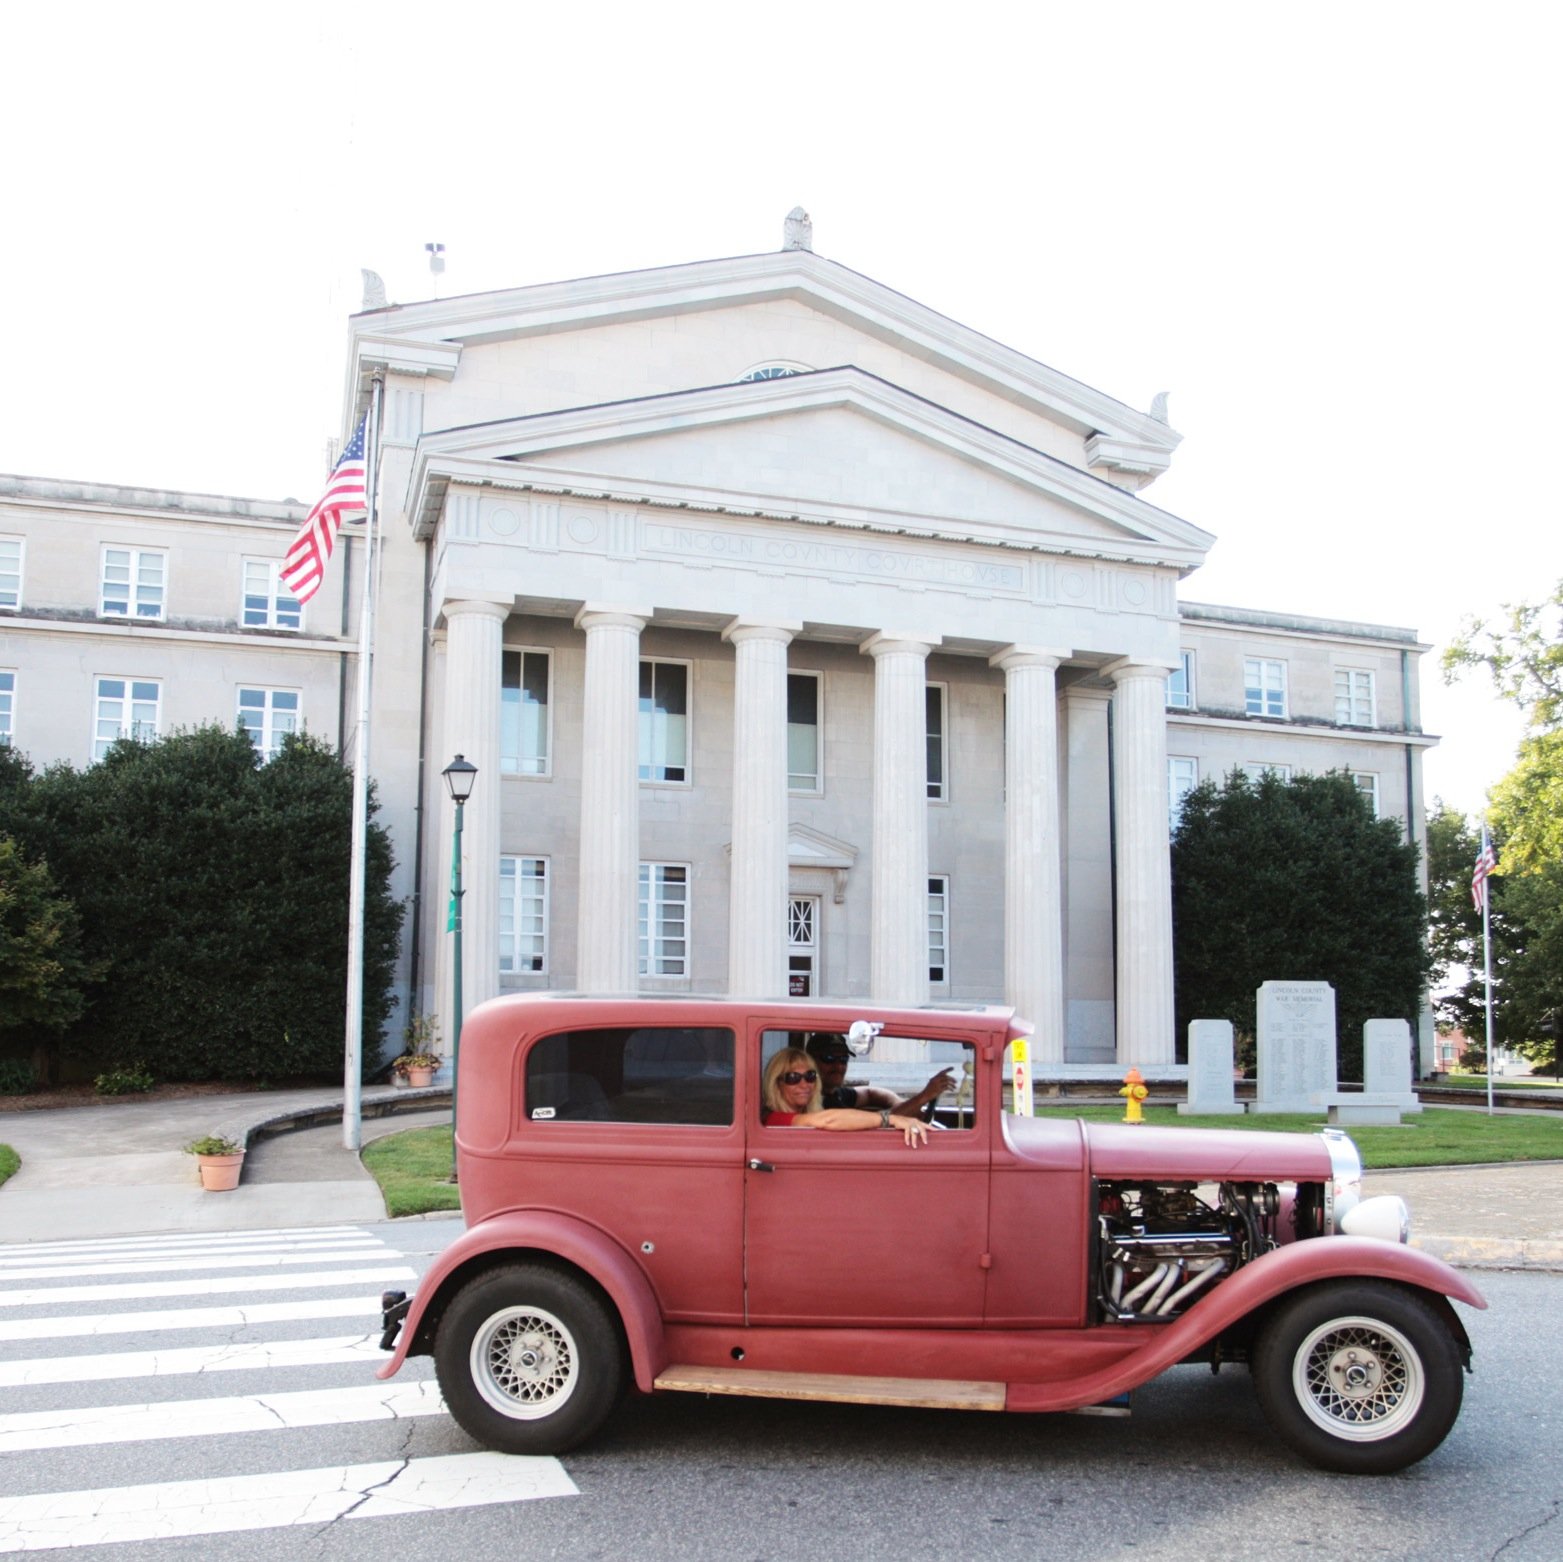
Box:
[653,1363,1005,1412]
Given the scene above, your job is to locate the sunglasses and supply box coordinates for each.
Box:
[780,1070,819,1085]
[814,1055,849,1065]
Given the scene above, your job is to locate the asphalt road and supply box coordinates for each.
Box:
[1,1216,1556,1562]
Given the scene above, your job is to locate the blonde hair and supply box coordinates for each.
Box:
[762,1047,822,1114]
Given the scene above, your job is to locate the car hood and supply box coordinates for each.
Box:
[1081,1119,1336,1181]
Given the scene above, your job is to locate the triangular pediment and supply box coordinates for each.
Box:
[408,368,1212,570]
[787,824,858,869]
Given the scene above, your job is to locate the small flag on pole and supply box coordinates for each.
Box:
[280,416,369,604]
[447,849,459,933]
[1471,827,1498,911]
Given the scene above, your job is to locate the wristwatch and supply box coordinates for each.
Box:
[879,1108,893,1129]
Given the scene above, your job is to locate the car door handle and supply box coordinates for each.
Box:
[747,1159,775,1173]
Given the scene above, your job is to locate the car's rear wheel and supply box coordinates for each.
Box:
[1252,1280,1463,1474]
[434,1263,625,1454]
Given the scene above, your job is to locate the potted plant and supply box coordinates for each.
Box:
[184,1134,245,1192]
[393,1013,442,1087]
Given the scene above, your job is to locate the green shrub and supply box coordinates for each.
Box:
[94,1064,154,1096]
[0,1057,37,1095]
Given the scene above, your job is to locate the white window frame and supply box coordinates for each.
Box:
[100,546,167,621]
[1244,657,1288,719]
[0,536,22,610]
[639,659,691,785]
[926,682,948,801]
[501,648,553,777]
[638,862,690,978]
[787,671,822,793]
[236,686,300,761]
[241,557,303,631]
[1168,756,1199,828]
[1334,667,1377,728]
[928,875,950,986]
[1351,772,1381,816]
[0,669,14,747]
[93,676,161,759]
[1166,649,1196,711]
[500,855,549,975]
[1238,761,1292,782]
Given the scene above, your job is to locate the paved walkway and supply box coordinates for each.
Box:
[1,1086,1560,1270]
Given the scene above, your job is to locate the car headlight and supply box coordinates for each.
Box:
[1340,1195,1412,1245]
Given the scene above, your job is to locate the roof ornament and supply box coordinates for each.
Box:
[1149,391,1171,425]
[783,206,813,252]
[360,269,388,310]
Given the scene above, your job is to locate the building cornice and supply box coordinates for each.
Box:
[0,613,348,654]
[0,475,305,527]
[1166,710,1437,749]
[348,250,1181,475]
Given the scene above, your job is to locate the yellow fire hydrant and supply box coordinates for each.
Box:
[1120,1067,1149,1124]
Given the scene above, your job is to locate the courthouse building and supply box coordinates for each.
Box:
[0,218,1435,1074]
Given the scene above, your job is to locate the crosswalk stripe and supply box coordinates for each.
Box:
[0,1379,446,1452]
[0,1295,378,1342]
[0,1239,385,1271]
[0,1450,577,1551]
[1,1246,394,1282]
[0,1264,416,1309]
[0,1334,387,1387]
[0,1225,370,1259]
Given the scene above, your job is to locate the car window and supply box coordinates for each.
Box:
[758,1028,976,1128]
[525,1026,734,1125]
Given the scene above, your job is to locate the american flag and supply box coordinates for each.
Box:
[1471,827,1498,912]
[280,416,369,604]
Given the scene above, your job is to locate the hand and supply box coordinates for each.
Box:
[888,1115,928,1147]
[923,1068,956,1097]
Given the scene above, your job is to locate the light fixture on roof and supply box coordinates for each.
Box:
[425,242,446,277]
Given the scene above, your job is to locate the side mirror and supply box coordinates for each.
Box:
[846,1019,882,1057]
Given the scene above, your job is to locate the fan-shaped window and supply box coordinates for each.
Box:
[737,362,811,383]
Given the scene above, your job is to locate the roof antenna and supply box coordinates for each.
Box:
[425,242,446,297]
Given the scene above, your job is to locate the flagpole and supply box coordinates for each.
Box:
[1481,830,1495,1118]
[343,371,385,1151]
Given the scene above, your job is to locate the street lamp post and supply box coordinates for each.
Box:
[442,754,478,1179]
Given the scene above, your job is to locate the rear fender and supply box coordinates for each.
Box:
[375,1211,668,1392]
[1007,1237,1485,1414]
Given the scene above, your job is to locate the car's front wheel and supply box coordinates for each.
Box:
[1252,1280,1464,1474]
[434,1263,626,1454]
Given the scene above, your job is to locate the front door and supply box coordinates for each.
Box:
[787,895,817,997]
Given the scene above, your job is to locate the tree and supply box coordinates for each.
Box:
[0,835,93,1045]
[0,726,402,1082]
[1172,770,1430,1081]
[1443,579,1563,729]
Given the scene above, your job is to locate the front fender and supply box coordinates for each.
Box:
[1006,1237,1486,1414]
[375,1211,668,1393]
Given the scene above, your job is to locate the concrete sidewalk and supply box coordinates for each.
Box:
[1,1086,1560,1270]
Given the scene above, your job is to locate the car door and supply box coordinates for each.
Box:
[742,1031,989,1326]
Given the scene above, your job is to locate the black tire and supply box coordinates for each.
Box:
[434,1262,626,1455]
[1251,1280,1464,1474]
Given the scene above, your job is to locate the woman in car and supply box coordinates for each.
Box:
[760,1048,928,1145]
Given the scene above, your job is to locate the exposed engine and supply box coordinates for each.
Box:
[1096,1180,1322,1323]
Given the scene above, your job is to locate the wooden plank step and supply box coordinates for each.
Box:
[653,1363,1005,1412]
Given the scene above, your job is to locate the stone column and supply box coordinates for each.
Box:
[723,618,801,997]
[991,647,1068,1064]
[1060,683,1116,1064]
[1107,660,1177,1066]
[575,606,651,993]
[442,599,509,1024]
[862,632,940,1005]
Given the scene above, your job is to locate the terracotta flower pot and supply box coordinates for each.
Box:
[196,1152,245,1191]
[407,1066,434,1087]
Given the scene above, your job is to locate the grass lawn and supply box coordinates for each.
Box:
[361,1105,1562,1217]
[0,1145,17,1188]
[1440,1072,1563,1090]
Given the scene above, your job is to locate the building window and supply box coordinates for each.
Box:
[100,547,166,621]
[787,672,821,792]
[94,677,160,758]
[639,661,689,783]
[1166,650,1195,711]
[0,670,13,746]
[639,863,689,977]
[926,683,947,800]
[1335,668,1376,727]
[501,650,551,776]
[1244,657,1287,719]
[500,856,548,974]
[737,362,809,382]
[1238,761,1292,782]
[1169,756,1199,828]
[1351,772,1380,816]
[237,687,299,761]
[242,559,303,631]
[0,537,21,610]
[928,875,949,984]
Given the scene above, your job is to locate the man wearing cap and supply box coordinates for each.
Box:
[805,1033,956,1120]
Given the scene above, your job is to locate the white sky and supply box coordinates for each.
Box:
[5,2,1556,818]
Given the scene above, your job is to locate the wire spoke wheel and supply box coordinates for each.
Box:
[472,1304,579,1419]
[1292,1315,1424,1441]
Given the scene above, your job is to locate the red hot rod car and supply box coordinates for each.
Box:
[377,995,1484,1474]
